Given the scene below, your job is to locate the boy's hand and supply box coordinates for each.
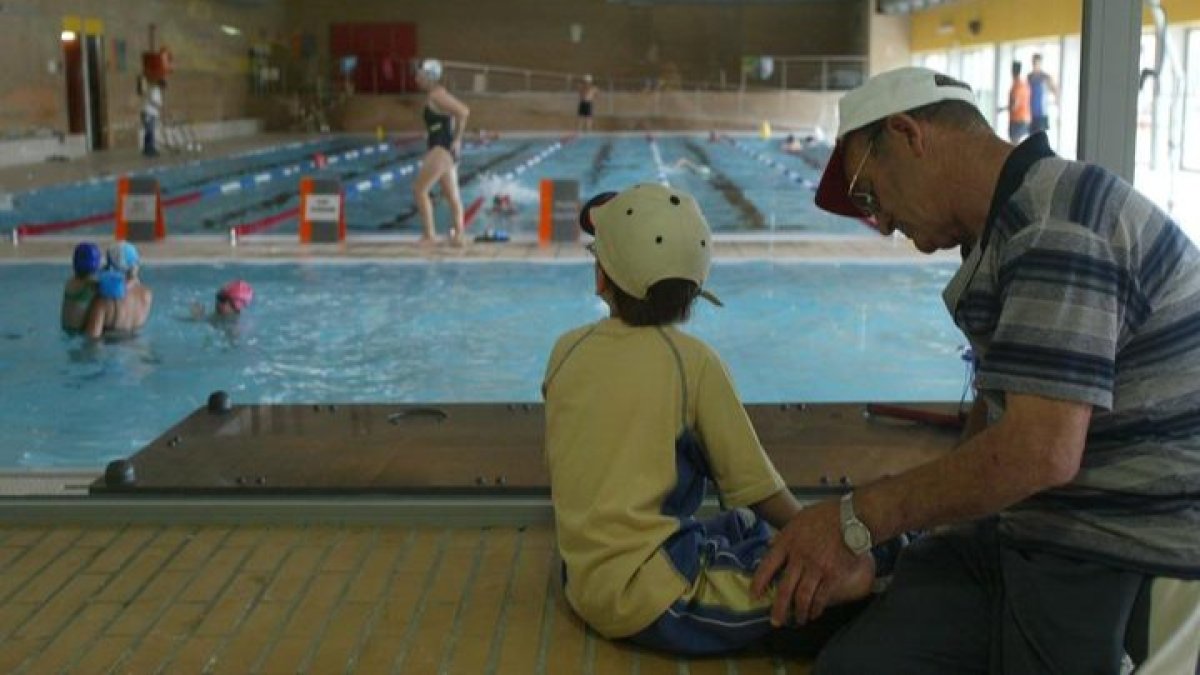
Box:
[751,498,861,626]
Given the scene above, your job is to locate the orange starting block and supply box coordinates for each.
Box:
[298,177,345,243]
[539,178,580,246]
[115,176,166,241]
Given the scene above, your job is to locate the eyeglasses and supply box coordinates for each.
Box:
[846,139,881,219]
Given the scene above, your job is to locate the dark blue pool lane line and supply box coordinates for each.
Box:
[160,137,362,195]
[194,141,430,233]
[3,137,348,233]
[17,139,417,237]
[367,137,571,231]
[240,136,573,235]
[721,135,876,231]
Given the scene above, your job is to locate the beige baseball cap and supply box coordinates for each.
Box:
[815,67,979,217]
[581,183,721,306]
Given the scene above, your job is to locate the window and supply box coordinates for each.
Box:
[1184,28,1200,172]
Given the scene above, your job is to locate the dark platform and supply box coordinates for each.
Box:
[90,403,963,495]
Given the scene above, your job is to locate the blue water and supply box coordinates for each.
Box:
[0,260,966,468]
[1,134,866,237]
[0,137,354,233]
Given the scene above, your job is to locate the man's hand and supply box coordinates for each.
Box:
[751,499,862,626]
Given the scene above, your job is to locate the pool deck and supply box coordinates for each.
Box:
[0,398,961,674]
[0,521,833,674]
[3,231,954,265]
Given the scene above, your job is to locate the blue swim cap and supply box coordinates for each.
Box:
[97,271,127,300]
[72,242,102,276]
[106,241,140,272]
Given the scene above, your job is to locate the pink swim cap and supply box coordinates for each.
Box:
[219,280,254,312]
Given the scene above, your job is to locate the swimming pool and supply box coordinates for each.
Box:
[0,259,967,468]
[3,134,865,238]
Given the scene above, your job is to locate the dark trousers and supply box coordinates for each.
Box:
[1031,115,1050,134]
[1008,121,1030,144]
[142,113,158,155]
[814,520,1146,675]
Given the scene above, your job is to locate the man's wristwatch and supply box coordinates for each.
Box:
[840,491,873,556]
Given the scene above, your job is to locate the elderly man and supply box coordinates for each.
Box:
[752,67,1200,673]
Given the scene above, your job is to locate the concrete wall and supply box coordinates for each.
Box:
[288,0,865,86]
[868,5,911,76]
[0,0,865,143]
[0,0,286,145]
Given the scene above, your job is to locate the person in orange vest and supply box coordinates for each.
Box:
[1005,61,1031,144]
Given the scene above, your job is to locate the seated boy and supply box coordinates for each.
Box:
[542,184,881,656]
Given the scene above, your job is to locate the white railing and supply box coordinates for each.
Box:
[328,56,867,96]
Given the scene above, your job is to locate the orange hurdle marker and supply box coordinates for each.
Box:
[114,176,166,241]
[298,177,345,243]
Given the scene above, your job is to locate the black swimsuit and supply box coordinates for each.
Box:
[423,104,455,156]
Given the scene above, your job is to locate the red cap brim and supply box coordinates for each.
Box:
[814,142,863,218]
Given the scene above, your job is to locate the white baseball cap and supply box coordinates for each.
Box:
[815,67,979,217]
[580,183,721,306]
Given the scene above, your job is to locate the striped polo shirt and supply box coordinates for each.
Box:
[944,133,1200,579]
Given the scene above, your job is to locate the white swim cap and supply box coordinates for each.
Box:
[417,58,443,82]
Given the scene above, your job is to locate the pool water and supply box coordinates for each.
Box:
[2,134,864,237]
[0,260,967,468]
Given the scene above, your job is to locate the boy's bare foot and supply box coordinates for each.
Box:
[448,228,466,248]
[417,235,436,248]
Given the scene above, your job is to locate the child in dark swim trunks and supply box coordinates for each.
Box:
[61,242,102,333]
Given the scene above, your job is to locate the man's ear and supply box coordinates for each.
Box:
[886,113,927,158]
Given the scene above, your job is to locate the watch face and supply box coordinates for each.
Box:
[845,522,871,553]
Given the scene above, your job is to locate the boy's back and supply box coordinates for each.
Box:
[540,184,872,657]
[545,317,784,638]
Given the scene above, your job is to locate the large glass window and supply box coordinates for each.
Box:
[1136,32,1158,168]
[1184,28,1200,172]
[959,46,997,125]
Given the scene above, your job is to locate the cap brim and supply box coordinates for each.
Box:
[699,289,723,307]
[814,142,863,218]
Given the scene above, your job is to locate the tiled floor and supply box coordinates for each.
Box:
[0,523,811,674]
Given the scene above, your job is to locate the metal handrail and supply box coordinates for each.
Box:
[325,55,867,95]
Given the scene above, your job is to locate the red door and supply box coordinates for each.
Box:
[330,22,417,94]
